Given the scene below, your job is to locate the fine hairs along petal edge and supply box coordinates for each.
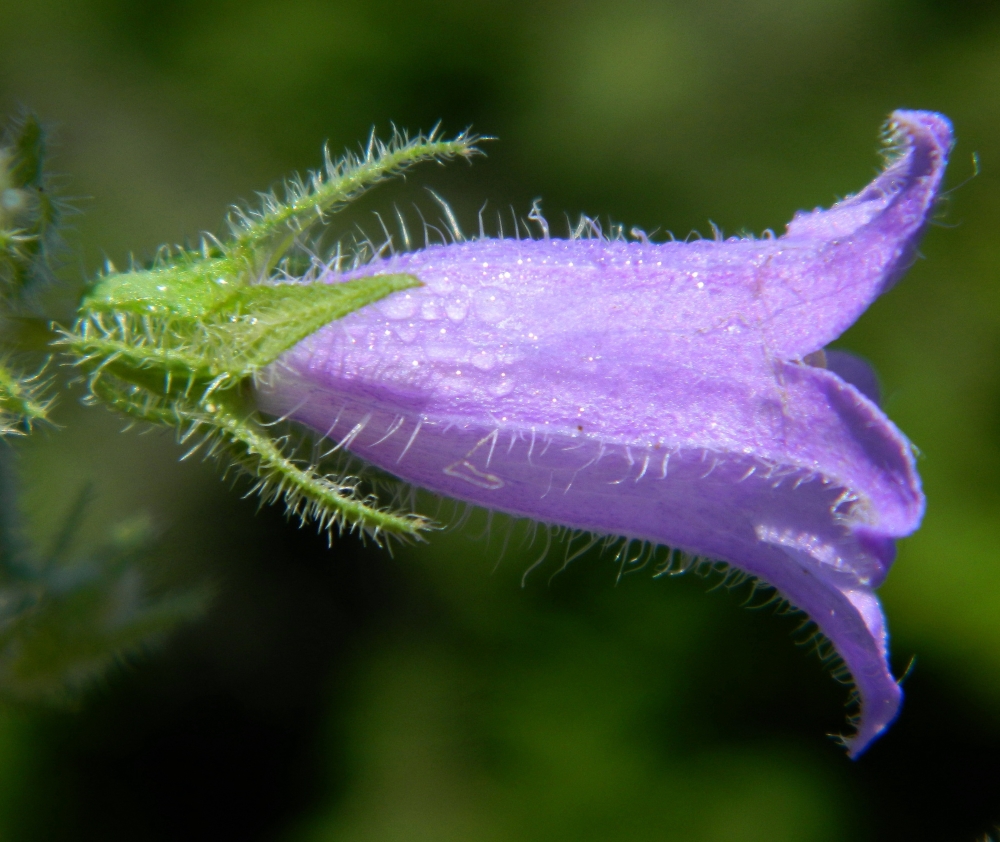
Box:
[257,111,952,757]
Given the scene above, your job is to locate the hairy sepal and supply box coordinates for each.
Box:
[0,359,50,435]
[61,128,482,542]
[66,272,426,542]
[77,272,421,383]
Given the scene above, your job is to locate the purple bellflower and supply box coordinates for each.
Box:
[257,111,952,756]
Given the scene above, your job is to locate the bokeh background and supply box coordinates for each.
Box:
[0,0,998,839]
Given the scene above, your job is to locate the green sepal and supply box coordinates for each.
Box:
[67,270,429,541]
[208,271,422,374]
[0,359,50,435]
[82,255,239,318]
[63,127,481,543]
[229,128,479,273]
[72,271,419,382]
[84,369,427,541]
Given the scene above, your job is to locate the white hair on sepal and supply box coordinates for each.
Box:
[426,188,465,243]
[527,199,550,239]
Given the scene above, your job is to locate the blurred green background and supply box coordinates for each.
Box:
[1,0,999,839]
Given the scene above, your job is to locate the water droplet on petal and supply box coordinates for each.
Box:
[394,323,417,343]
[489,377,515,396]
[446,298,469,322]
[380,294,418,319]
[474,289,506,320]
[471,350,495,371]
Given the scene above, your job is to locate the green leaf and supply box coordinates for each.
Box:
[5,113,44,188]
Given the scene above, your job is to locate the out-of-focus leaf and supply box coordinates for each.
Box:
[0,482,209,705]
[0,114,62,305]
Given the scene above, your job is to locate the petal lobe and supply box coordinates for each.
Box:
[257,110,952,756]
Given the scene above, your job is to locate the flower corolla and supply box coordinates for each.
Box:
[257,111,952,756]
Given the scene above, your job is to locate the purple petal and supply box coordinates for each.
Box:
[825,349,882,406]
[256,110,951,757]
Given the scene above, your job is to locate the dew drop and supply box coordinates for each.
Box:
[425,339,462,362]
[380,294,418,319]
[474,289,506,320]
[471,350,495,371]
[1,188,26,212]
[490,378,515,397]
[394,323,418,343]
[446,298,469,322]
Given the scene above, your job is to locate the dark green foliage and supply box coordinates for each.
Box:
[0,115,58,435]
[0,115,206,709]
[0,113,61,306]
[0,495,208,704]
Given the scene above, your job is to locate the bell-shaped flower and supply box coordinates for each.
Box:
[256,110,952,757]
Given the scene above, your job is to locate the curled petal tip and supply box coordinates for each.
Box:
[257,111,952,755]
[778,109,951,356]
[888,109,954,162]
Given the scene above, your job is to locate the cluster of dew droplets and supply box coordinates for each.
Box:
[349,253,521,399]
